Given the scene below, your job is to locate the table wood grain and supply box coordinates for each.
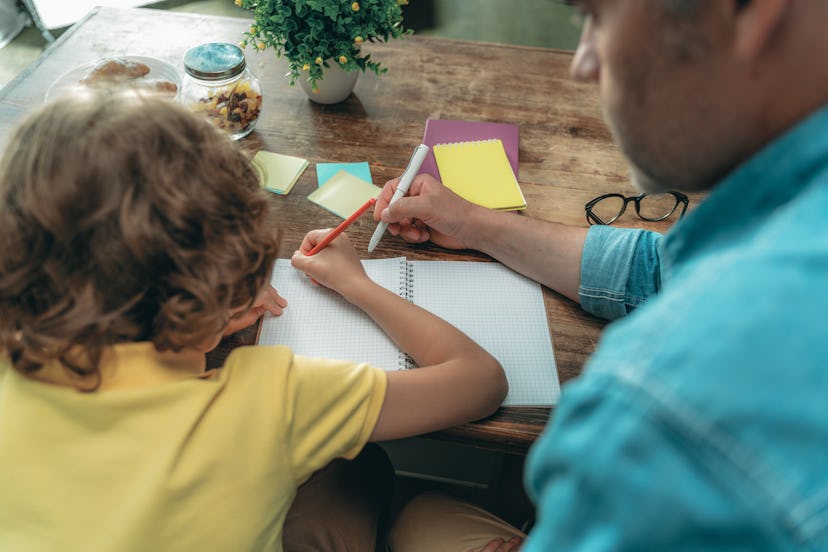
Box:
[0,7,701,455]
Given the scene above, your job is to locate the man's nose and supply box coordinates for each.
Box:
[570,20,599,83]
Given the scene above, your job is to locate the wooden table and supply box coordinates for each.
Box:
[0,7,695,454]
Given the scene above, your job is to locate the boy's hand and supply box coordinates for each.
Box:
[291,230,367,295]
[223,285,287,336]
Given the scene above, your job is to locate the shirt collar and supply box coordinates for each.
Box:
[662,104,828,270]
[29,342,208,391]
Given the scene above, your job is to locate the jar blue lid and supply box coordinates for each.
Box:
[183,42,246,80]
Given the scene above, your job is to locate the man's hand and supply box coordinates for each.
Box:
[374,173,477,250]
[223,285,287,336]
[472,536,524,552]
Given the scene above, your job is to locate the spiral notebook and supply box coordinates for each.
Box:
[432,139,527,211]
[258,258,560,406]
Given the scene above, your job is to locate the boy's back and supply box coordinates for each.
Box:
[0,344,385,550]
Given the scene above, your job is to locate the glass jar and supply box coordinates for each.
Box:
[181,42,262,140]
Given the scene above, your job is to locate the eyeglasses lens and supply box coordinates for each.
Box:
[591,195,625,223]
[638,193,677,220]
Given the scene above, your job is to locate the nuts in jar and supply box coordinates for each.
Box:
[181,42,262,140]
[190,80,261,137]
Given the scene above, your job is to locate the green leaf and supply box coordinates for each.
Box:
[244,0,411,88]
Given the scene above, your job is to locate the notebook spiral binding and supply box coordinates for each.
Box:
[399,259,416,370]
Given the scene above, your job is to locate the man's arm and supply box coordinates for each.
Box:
[462,207,588,304]
[376,174,587,304]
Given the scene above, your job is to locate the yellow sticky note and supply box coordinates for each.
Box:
[252,150,309,195]
[307,170,381,218]
[433,139,526,211]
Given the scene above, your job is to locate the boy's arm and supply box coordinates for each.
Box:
[291,231,508,442]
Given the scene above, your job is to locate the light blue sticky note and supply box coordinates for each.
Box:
[316,162,372,187]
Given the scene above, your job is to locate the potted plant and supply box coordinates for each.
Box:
[237,0,411,103]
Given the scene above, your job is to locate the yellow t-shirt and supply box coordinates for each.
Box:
[0,343,387,551]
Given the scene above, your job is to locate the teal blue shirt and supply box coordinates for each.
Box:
[524,105,828,551]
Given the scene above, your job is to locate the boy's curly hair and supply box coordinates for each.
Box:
[0,89,280,384]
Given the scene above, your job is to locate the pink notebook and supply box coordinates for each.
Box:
[421,119,520,181]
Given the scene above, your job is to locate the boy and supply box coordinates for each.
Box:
[0,89,507,551]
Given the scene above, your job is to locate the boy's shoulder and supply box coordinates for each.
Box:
[218,344,294,382]
[224,344,294,366]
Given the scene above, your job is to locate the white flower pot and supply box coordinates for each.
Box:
[297,62,359,104]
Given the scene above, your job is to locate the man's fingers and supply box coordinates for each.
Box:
[400,225,430,244]
[374,178,401,220]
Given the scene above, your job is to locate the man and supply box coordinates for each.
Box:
[385,0,828,550]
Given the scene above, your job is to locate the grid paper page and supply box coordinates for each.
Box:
[410,260,560,406]
[258,258,407,371]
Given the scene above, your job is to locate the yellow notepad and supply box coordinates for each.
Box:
[433,139,526,211]
[251,150,309,195]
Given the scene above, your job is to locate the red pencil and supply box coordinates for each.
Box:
[307,197,377,255]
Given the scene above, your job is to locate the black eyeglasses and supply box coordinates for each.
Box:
[585,191,689,226]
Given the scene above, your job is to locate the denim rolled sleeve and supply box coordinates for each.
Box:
[578,225,664,320]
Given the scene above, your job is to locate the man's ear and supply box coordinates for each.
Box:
[732,0,791,61]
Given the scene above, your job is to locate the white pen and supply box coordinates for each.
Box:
[367,143,430,252]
